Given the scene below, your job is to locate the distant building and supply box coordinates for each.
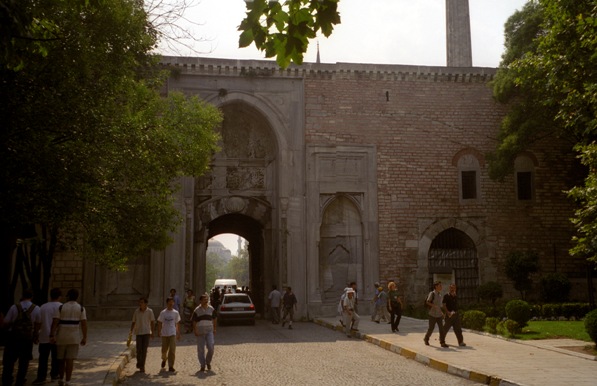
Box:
[207,240,232,262]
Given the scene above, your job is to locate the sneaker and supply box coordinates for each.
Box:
[288,325,293,330]
[168,367,175,372]
[161,360,166,368]
[32,379,46,385]
[207,364,211,371]
[424,339,429,346]
[459,342,467,347]
[441,343,449,348]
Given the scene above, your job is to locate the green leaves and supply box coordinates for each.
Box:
[238,0,341,67]
[1,0,221,269]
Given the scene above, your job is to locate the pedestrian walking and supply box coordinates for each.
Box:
[169,289,181,313]
[387,281,403,333]
[370,282,380,321]
[1,288,41,386]
[183,290,196,333]
[424,281,447,348]
[192,294,217,372]
[442,283,466,347]
[32,288,62,385]
[50,288,88,386]
[157,297,181,372]
[129,297,155,373]
[342,289,359,337]
[281,287,297,330]
[373,285,390,324]
[267,285,282,324]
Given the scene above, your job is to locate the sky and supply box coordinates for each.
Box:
[158,0,528,68]
[178,0,528,250]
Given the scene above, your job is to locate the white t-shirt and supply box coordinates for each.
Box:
[39,301,62,343]
[157,308,180,337]
[54,301,87,345]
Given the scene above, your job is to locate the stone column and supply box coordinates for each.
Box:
[446,0,472,67]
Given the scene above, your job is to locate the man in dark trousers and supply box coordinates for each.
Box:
[442,283,466,347]
[281,287,297,330]
[424,281,447,348]
[1,288,41,386]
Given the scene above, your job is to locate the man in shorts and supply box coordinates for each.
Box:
[50,289,87,386]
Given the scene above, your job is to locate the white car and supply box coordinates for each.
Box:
[217,293,255,325]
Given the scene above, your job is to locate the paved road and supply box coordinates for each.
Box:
[120,320,481,386]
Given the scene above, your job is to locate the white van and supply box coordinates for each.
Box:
[213,279,238,293]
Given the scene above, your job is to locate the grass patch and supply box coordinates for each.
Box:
[518,320,592,342]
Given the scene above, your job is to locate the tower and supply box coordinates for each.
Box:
[446,0,472,67]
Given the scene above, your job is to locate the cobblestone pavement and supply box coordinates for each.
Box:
[120,320,481,386]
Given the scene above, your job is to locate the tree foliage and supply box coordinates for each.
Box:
[0,0,221,308]
[490,1,597,264]
[239,0,341,68]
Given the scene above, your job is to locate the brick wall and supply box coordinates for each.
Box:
[304,69,578,300]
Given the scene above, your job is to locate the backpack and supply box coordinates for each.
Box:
[12,303,36,339]
[424,291,434,309]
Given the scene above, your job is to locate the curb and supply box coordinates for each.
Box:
[104,345,134,385]
[314,319,523,386]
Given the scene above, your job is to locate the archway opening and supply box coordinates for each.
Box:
[428,228,478,304]
[207,214,265,314]
[207,233,249,290]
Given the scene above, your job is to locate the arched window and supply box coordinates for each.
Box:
[515,155,535,201]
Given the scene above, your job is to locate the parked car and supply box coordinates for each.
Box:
[217,293,255,325]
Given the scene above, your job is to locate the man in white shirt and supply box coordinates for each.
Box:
[267,285,282,324]
[32,288,62,385]
[157,297,181,372]
[129,297,155,373]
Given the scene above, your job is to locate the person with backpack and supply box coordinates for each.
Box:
[1,288,41,386]
[424,281,448,348]
[50,288,87,386]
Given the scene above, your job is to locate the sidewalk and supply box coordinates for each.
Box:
[314,316,597,386]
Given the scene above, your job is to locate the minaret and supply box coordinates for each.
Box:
[316,41,321,64]
[446,0,472,67]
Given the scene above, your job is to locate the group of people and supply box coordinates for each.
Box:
[424,281,466,348]
[129,290,217,374]
[335,279,465,347]
[267,285,297,329]
[1,288,87,386]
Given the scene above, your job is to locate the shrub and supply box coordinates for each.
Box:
[584,308,597,347]
[541,303,562,319]
[504,251,539,299]
[506,299,531,327]
[539,273,571,302]
[497,319,519,338]
[462,310,486,331]
[477,281,503,306]
[484,317,500,334]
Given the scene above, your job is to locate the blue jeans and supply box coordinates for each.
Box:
[196,331,215,367]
